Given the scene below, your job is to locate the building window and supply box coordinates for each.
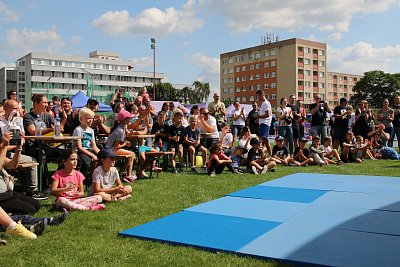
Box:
[271,72,276,78]
[242,66,246,71]
[250,85,254,91]
[250,65,254,70]
[271,61,276,67]
[318,50,325,56]
[264,73,270,78]
[319,72,325,78]
[305,92,311,98]
[230,88,234,93]
[242,96,247,102]
[228,58,233,64]
[319,61,325,67]
[236,87,240,92]
[319,82,325,89]
[249,96,254,101]
[223,78,228,84]
[264,62,270,68]
[304,59,310,65]
[236,67,240,72]
[271,49,276,56]
[255,53,261,59]
[328,74,332,80]
[235,56,240,62]
[305,81,311,87]
[236,97,240,102]
[223,88,228,93]
[264,83,269,89]
[256,74,261,80]
[339,76,343,81]
[305,47,310,53]
[264,50,270,57]
[242,76,246,81]
[223,69,228,74]
[236,77,240,82]
[271,83,277,88]
[242,86,246,91]
[250,53,255,60]
[256,63,260,69]
[271,94,276,99]
[229,68,233,74]
[256,84,260,90]
[250,75,254,81]
[241,55,247,61]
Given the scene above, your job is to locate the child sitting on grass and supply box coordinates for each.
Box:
[51,149,105,211]
[320,136,344,164]
[292,137,314,166]
[107,110,137,183]
[73,107,100,177]
[342,131,359,163]
[270,135,295,166]
[247,138,276,174]
[229,146,247,174]
[90,149,132,202]
[354,135,376,161]
[183,115,207,173]
[207,142,235,177]
[309,136,328,166]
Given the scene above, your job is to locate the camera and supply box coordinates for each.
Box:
[9,128,21,146]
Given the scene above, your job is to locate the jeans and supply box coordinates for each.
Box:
[278,125,294,154]
[311,125,327,141]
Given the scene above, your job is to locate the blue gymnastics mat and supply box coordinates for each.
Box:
[119,173,400,266]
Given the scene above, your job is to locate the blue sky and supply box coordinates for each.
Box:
[1,0,400,96]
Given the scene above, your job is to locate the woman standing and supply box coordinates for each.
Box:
[277,97,294,154]
[230,101,246,146]
[378,99,394,146]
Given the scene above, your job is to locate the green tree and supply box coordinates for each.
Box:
[147,82,179,101]
[351,70,400,108]
[192,81,211,103]
[222,97,233,107]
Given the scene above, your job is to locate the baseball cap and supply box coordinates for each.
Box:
[97,148,117,159]
[87,98,99,105]
[299,137,309,142]
[234,146,248,154]
[275,135,284,141]
[340,98,348,103]
[250,138,261,145]
[117,110,135,121]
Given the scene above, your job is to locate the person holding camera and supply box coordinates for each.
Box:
[1,100,46,200]
[277,97,294,155]
[332,98,351,150]
[309,94,330,141]
[353,100,372,140]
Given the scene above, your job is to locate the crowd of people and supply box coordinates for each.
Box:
[0,87,399,244]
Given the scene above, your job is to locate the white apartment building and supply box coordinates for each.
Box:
[11,50,164,111]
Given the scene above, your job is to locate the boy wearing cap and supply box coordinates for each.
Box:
[107,110,137,183]
[91,149,132,202]
[271,136,292,165]
[73,107,100,177]
[292,137,314,166]
[247,138,276,174]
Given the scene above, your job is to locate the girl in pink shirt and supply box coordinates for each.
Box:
[51,149,105,211]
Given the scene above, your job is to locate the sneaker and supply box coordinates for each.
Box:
[172,168,178,174]
[233,169,243,175]
[261,165,269,174]
[30,220,46,236]
[49,209,69,226]
[31,191,49,200]
[0,238,6,245]
[191,167,198,174]
[6,221,37,239]
[90,204,106,211]
[251,166,259,175]
[152,166,163,173]
[123,176,136,183]
[210,172,216,177]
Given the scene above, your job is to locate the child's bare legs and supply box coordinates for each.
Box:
[325,158,337,165]
[177,144,184,167]
[270,156,283,164]
[117,149,136,177]
[56,196,102,210]
[249,160,263,171]
[299,158,314,166]
[331,149,341,161]
[342,146,350,161]
[188,146,195,167]
[365,149,376,160]
[266,160,277,169]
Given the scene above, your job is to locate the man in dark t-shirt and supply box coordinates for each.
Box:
[288,94,300,148]
[247,102,259,135]
[332,98,350,150]
[309,94,330,140]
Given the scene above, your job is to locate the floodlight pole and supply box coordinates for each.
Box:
[151,38,156,100]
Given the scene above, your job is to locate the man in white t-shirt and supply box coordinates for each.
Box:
[198,107,219,149]
[255,90,272,155]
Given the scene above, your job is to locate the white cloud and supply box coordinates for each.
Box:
[186,52,220,95]
[0,1,20,22]
[328,32,343,42]
[92,0,204,37]
[130,56,152,68]
[328,42,400,75]
[207,0,397,35]
[1,26,64,59]
[71,36,82,44]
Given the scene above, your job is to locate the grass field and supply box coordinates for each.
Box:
[1,159,399,267]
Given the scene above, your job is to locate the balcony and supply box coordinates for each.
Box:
[313,65,318,70]
[298,62,304,67]
[298,85,304,90]
[298,51,304,56]
[313,53,318,59]
[297,96,304,101]
[298,74,304,79]
[313,86,319,92]
[313,76,318,81]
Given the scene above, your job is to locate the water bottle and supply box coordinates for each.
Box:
[54,114,61,137]
[35,115,42,136]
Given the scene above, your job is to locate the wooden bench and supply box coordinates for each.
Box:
[144,151,174,179]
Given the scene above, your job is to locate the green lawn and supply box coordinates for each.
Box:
[1,159,399,267]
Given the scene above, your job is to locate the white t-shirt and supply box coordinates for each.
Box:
[277,107,292,126]
[258,100,272,126]
[219,131,233,147]
[198,115,219,139]
[231,109,246,126]
[1,116,25,134]
[89,166,120,195]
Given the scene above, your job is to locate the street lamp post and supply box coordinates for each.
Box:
[151,38,156,100]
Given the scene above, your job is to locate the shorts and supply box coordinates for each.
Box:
[169,143,183,155]
[332,127,347,142]
[231,125,244,136]
[258,123,270,139]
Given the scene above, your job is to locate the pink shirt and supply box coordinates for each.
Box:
[51,169,85,199]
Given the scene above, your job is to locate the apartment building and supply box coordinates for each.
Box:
[5,50,164,111]
[220,38,362,110]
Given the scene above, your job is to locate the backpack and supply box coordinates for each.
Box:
[379,147,400,160]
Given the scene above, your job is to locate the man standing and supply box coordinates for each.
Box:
[309,94,330,140]
[247,102,259,135]
[255,90,272,156]
[287,94,301,148]
[332,98,350,150]
[208,93,226,130]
